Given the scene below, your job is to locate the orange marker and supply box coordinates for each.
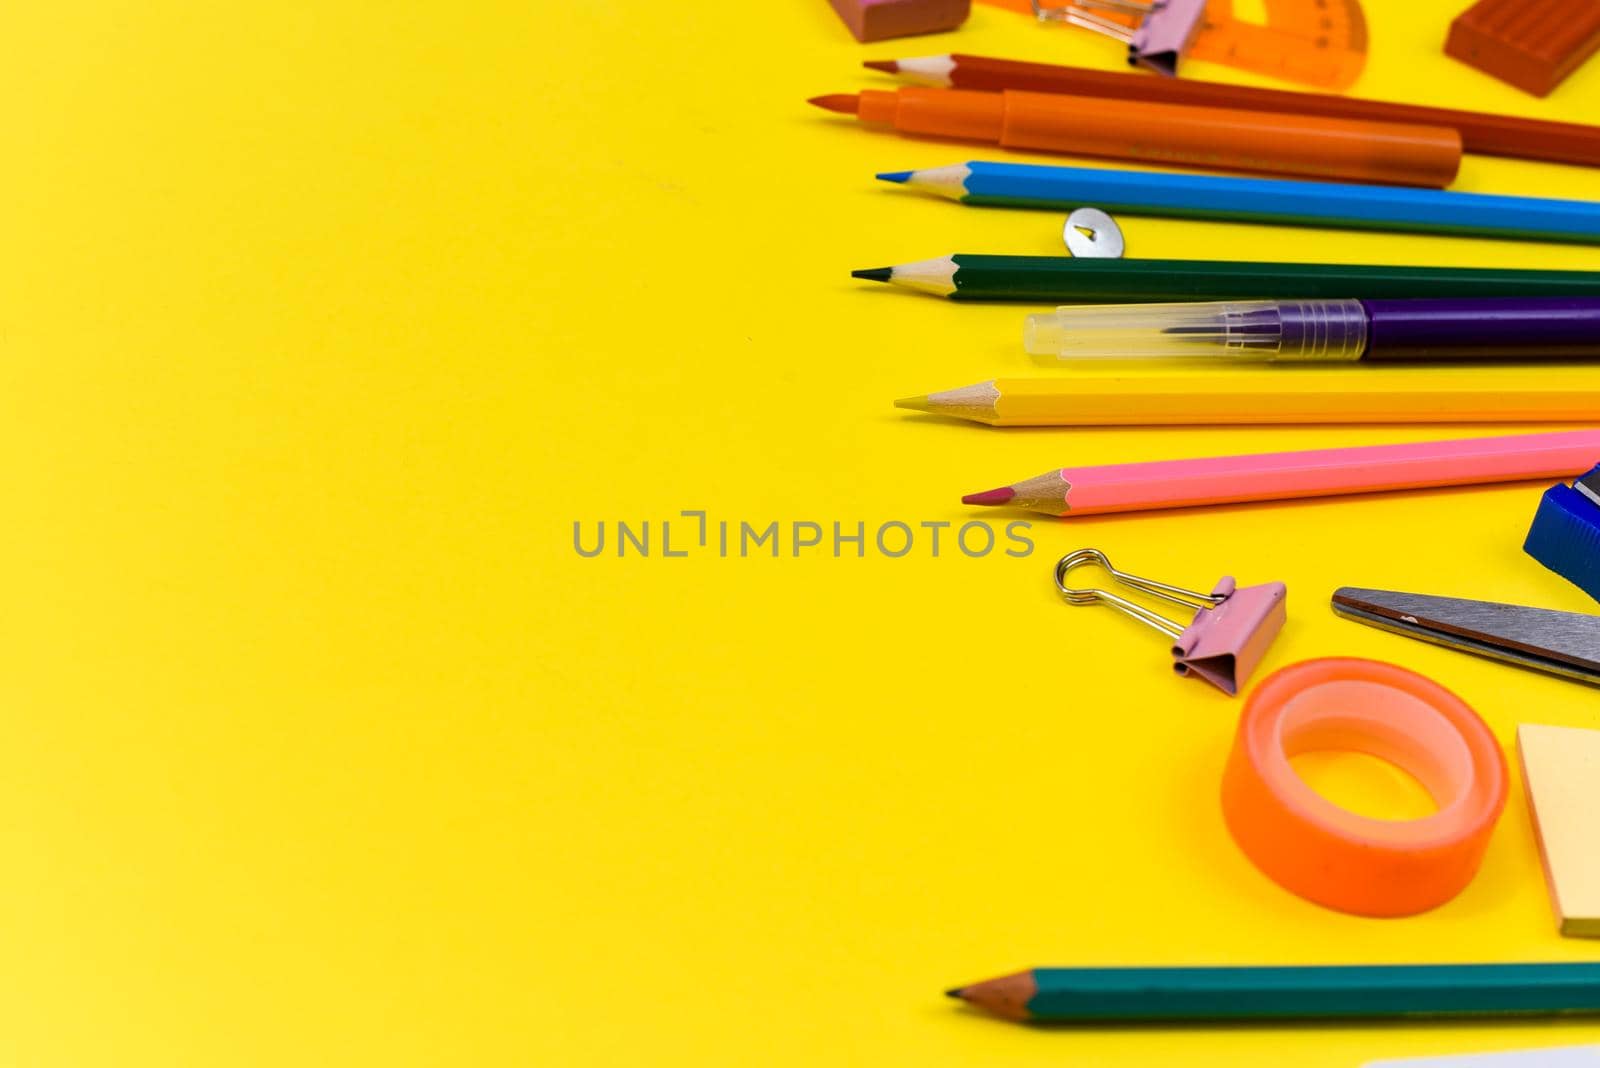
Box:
[808,88,1462,187]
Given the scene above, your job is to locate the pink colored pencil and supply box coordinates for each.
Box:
[963,429,1600,517]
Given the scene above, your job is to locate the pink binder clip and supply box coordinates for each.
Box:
[1032,0,1207,76]
[1055,549,1288,696]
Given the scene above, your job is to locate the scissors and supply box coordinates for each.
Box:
[1332,587,1600,686]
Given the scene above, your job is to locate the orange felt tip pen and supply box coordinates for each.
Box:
[809,88,1462,187]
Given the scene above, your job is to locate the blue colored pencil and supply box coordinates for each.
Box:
[949,963,1600,1022]
[881,162,1600,245]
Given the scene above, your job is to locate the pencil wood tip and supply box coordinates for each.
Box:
[807,93,859,115]
[894,395,931,412]
[962,487,1016,507]
[876,170,912,183]
[954,971,1037,1020]
[862,59,900,73]
[852,266,892,282]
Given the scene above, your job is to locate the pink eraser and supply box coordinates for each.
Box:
[827,0,969,42]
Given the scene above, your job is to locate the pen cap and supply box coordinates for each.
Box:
[1025,299,1368,362]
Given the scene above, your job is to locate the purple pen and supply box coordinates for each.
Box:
[1024,297,1600,362]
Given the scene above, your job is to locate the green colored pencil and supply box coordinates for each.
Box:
[948,963,1600,1022]
[851,256,1600,302]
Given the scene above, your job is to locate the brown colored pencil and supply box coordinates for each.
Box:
[863,54,1600,167]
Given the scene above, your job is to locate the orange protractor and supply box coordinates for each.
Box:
[975,0,1368,90]
[1188,0,1367,90]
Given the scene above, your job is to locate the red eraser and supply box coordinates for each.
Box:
[1445,0,1600,97]
[827,0,969,42]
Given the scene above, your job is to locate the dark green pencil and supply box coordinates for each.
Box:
[948,963,1600,1023]
[852,255,1600,302]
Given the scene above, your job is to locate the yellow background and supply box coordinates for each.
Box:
[2,1,1600,1064]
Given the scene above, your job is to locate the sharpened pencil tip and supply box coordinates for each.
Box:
[962,487,1016,507]
[862,59,900,73]
[852,267,893,282]
[945,987,966,999]
[876,170,912,183]
[894,395,931,412]
[807,93,860,115]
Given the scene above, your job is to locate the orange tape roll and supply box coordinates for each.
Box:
[1221,658,1507,917]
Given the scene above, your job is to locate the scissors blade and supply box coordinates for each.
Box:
[1331,587,1600,686]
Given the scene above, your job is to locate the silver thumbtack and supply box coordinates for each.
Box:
[1063,207,1125,258]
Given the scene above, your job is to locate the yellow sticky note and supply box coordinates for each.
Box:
[1519,724,1600,938]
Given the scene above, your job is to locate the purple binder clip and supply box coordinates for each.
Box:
[1055,549,1289,696]
[1032,0,1207,77]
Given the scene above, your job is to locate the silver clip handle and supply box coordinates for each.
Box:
[1055,548,1223,641]
[1032,0,1151,30]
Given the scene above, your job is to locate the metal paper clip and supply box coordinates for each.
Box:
[1031,0,1206,76]
[1055,548,1288,696]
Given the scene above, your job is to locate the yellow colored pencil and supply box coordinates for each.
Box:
[895,371,1600,426]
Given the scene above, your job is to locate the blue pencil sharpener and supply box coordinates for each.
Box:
[1525,463,1600,605]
